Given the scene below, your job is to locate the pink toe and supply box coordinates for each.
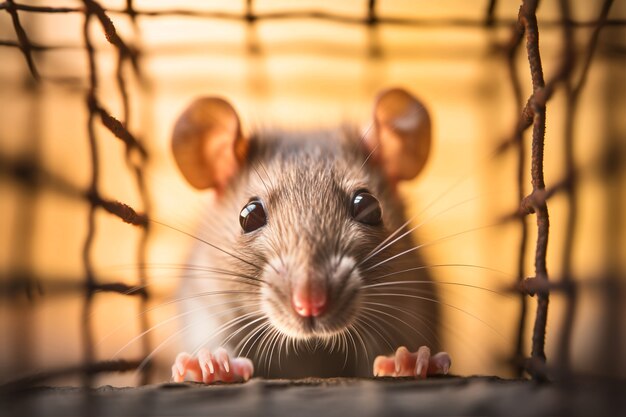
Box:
[171,365,183,382]
[415,346,431,379]
[373,356,396,377]
[428,351,452,375]
[173,352,203,382]
[174,352,190,376]
[395,346,421,377]
[231,357,254,381]
[198,349,217,383]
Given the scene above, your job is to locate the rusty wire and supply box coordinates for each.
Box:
[497,0,617,380]
[0,0,623,387]
[520,0,552,381]
[1,0,152,384]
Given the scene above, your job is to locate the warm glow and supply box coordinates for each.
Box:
[0,0,624,386]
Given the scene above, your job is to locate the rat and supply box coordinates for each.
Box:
[169,88,451,382]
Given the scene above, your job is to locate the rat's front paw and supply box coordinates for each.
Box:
[373,346,450,378]
[172,347,254,383]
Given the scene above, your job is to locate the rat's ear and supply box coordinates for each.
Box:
[171,97,248,191]
[366,88,432,183]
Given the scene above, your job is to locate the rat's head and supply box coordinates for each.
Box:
[171,88,431,343]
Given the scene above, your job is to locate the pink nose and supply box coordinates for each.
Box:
[292,290,327,317]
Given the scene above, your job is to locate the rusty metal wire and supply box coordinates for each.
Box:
[1,0,152,386]
[0,0,623,388]
[496,0,618,380]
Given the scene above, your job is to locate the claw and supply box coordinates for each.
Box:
[215,347,231,378]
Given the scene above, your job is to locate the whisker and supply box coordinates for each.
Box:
[366,263,514,283]
[239,322,271,359]
[363,292,504,339]
[328,333,337,354]
[134,321,197,379]
[363,279,511,298]
[359,141,379,171]
[157,289,261,309]
[361,301,439,347]
[96,292,261,350]
[150,219,268,273]
[340,331,349,370]
[349,323,370,366]
[234,320,268,357]
[277,333,287,371]
[359,310,400,344]
[354,121,375,170]
[103,262,256,279]
[252,165,272,197]
[136,308,263,378]
[364,223,500,273]
[258,160,275,190]
[359,193,492,267]
[258,328,275,372]
[267,328,282,372]
[220,314,268,348]
[360,139,504,272]
[355,314,395,353]
[349,327,361,364]
[110,299,260,357]
[291,334,298,356]
[264,328,281,372]
[361,308,490,365]
[285,334,291,356]
[254,326,275,370]
[357,121,374,147]
[103,273,263,298]
[103,263,264,284]
[188,310,266,358]
[351,318,377,353]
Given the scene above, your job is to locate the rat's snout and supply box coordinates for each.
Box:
[292,279,327,318]
[262,254,360,338]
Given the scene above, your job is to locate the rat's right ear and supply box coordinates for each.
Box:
[171,97,248,191]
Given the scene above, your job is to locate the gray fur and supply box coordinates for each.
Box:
[180,128,439,378]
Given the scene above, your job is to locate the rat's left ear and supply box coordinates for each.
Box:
[365,87,432,183]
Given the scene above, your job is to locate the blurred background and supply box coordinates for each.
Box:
[0,0,624,387]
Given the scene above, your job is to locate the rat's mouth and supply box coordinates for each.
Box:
[298,316,348,337]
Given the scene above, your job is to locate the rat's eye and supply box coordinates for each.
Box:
[240,200,267,233]
[351,191,382,226]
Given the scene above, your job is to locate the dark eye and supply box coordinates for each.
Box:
[351,191,382,226]
[239,200,267,233]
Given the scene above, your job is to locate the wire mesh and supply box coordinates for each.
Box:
[0,0,624,392]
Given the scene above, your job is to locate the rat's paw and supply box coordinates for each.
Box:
[373,346,451,379]
[171,348,254,384]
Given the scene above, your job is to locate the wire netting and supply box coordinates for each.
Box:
[0,0,624,391]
